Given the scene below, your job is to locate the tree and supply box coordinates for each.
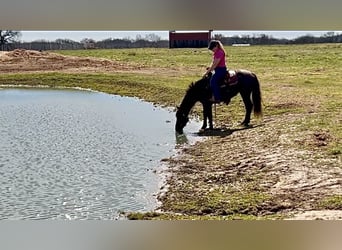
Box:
[0,30,21,51]
[80,38,96,49]
[144,33,161,42]
[213,33,224,40]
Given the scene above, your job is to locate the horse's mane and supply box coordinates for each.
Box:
[185,76,208,95]
[185,82,195,95]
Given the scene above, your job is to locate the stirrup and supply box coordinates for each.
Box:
[209,96,220,103]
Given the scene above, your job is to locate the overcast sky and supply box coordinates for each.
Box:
[19,30,340,42]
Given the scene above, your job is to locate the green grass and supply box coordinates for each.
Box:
[125,211,281,220]
[55,44,342,74]
[317,195,342,210]
[0,72,188,107]
[54,48,210,69]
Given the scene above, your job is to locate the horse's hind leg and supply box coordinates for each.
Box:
[241,93,253,126]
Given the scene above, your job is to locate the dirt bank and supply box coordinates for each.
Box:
[1,49,341,220]
[0,49,190,77]
[0,49,140,73]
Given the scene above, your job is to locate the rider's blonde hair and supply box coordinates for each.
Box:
[208,40,226,54]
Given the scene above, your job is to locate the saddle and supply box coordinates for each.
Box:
[217,70,238,104]
[223,70,238,86]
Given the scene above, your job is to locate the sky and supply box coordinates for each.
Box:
[18,30,341,42]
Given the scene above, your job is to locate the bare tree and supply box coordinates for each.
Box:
[213,33,224,40]
[144,33,161,42]
[80,38,96,49]
[0,30,21,51]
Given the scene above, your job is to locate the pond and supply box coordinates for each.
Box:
[0,87,201,219]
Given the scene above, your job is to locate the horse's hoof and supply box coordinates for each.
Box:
[240,122,250,127]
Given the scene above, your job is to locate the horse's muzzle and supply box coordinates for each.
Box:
[175,125,184,134]
[176,129,183,135]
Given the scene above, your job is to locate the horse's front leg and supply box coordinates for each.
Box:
[207,103,213,130]
[201,106,208,130]
[202,101,213,130]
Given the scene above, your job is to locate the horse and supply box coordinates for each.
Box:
[175,69,263,134]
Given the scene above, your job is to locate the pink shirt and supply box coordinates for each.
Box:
[213,49,226,67]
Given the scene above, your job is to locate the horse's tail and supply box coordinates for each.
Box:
[251,74,263,118]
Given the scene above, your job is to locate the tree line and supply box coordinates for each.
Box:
[213,32,342,45]
[1,30,342,51]
[10,37,169,51]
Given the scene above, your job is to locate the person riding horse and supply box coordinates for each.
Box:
[204,40,227,103]
[175,70,263,134]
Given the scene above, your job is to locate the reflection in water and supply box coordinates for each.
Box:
[0,87,201,219]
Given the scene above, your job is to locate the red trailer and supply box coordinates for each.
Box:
[169,30,212,48]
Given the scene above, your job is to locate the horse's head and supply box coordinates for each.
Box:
[175,77,210,134]
[175,107,189,134]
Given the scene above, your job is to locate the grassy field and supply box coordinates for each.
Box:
[3,44,341,152]
[1,43,341,219]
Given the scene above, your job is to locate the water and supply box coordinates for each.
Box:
[0,87,201,220]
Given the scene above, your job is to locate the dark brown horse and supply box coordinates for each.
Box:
[175,70,263,134]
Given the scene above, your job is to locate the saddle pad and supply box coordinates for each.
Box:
[225,70,238,85]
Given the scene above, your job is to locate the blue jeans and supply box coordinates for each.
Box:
[210,67,226,101]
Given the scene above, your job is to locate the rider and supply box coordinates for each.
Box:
[203,40,227,103]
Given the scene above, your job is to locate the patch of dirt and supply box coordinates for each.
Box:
[286,210,342,220]
[0,49,194,77]
[159,113,342,219]
[0,49,142,74]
